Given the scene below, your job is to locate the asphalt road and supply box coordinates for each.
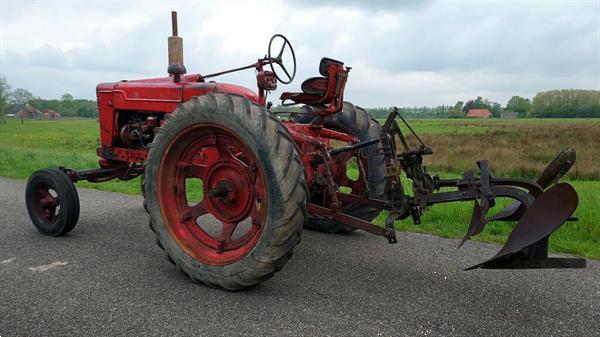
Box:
[1,177,598,337]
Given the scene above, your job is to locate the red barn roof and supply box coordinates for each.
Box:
[15,104,43,119]
[467,109,492,118]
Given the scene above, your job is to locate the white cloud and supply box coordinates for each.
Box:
[0,0,598,107]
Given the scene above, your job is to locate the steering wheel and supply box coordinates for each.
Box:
[268,34,296,84]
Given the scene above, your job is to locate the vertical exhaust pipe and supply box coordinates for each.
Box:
[167,11,186,83]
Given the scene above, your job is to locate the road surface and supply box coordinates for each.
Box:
[0,177,598,337]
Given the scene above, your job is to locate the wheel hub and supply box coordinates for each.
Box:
[156,124,268,265]
[204,161,254,223]
[36,184,59,222]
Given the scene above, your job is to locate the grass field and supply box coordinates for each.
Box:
[413,119,600,180]
[0,118,598,259]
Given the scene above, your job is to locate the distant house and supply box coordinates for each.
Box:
[500,111,519,119]
[467,109,492,118]
[15,104,43,119]
[42,109,61,119]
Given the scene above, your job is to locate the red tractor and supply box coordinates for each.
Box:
[25,12,585,290]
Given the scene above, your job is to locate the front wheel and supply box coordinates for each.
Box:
[144,93,308,290]
[25,168,80,236]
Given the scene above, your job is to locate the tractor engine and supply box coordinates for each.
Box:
[117,112,159,148]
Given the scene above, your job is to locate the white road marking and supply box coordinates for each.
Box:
[1,257,16,264]
[29,261,68,272]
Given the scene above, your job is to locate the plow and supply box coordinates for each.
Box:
[25,12,585,290]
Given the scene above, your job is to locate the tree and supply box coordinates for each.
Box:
[489,102,502,117]
[8,88,34,105]
[449,101,465,118]
[530,90,600,118]
[61,93,74,101]
[60,93,75,116]
[462,97,488,112]
[506,96,532,116]
[462,100,474,112]
[0,75,10,124]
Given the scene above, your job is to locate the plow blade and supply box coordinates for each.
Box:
[488,148,576,222]
[458,201,487,248]
[467,183,586,270]
[487,202,523,222]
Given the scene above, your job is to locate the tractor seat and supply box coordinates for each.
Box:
[280,57,345,106]
[300,77,328,95]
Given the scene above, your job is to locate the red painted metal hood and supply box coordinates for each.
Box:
[96,74,261,108]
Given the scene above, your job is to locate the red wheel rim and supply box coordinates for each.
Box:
[157,124,268,265]
[319,134,369,209]
[330,151,369,203]
[33,183,60,223]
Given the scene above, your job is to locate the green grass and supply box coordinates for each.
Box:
[385,117,600,135]
[0,119,142,194]
[380,118,600,180]
[1,118,598,259]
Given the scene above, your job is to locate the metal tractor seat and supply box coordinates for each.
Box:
[280,57,349,114]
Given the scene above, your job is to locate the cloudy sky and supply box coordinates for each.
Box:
[0,0,598,107]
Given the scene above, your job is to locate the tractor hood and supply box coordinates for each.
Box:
[96,74,261,112]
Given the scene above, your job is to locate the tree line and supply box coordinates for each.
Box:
[365,90,599,119]
[365,91,599,119]
[0,76,97,121]
[1,74,598,121]
[530,90,600,118]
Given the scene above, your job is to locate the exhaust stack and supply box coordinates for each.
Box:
[167,11,186,83]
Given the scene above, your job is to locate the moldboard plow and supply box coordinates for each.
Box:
[25,12,585,291]
[371,108,585,270]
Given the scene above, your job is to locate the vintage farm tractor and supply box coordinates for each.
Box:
[25,12,585,290]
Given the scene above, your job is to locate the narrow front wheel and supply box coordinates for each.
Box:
[25,168,80,236]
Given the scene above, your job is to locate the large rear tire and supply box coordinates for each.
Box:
[291,102,386,233]
[144,93,307,290]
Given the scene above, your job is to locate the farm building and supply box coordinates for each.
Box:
[42,109,61,119]
[15,104,43,119]
[467,109,492,118]
[500,111,519,119]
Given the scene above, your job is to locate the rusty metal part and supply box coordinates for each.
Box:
[459,201,485,249]
[467,183,585,269]
[329,138,379,156]
[537,148,576,187]
[61,164,143,183]
[168,11,185,83]
[488,147,577,222]
[171,11,178,36]
[307,203,396,243]
[336,192,387,208]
